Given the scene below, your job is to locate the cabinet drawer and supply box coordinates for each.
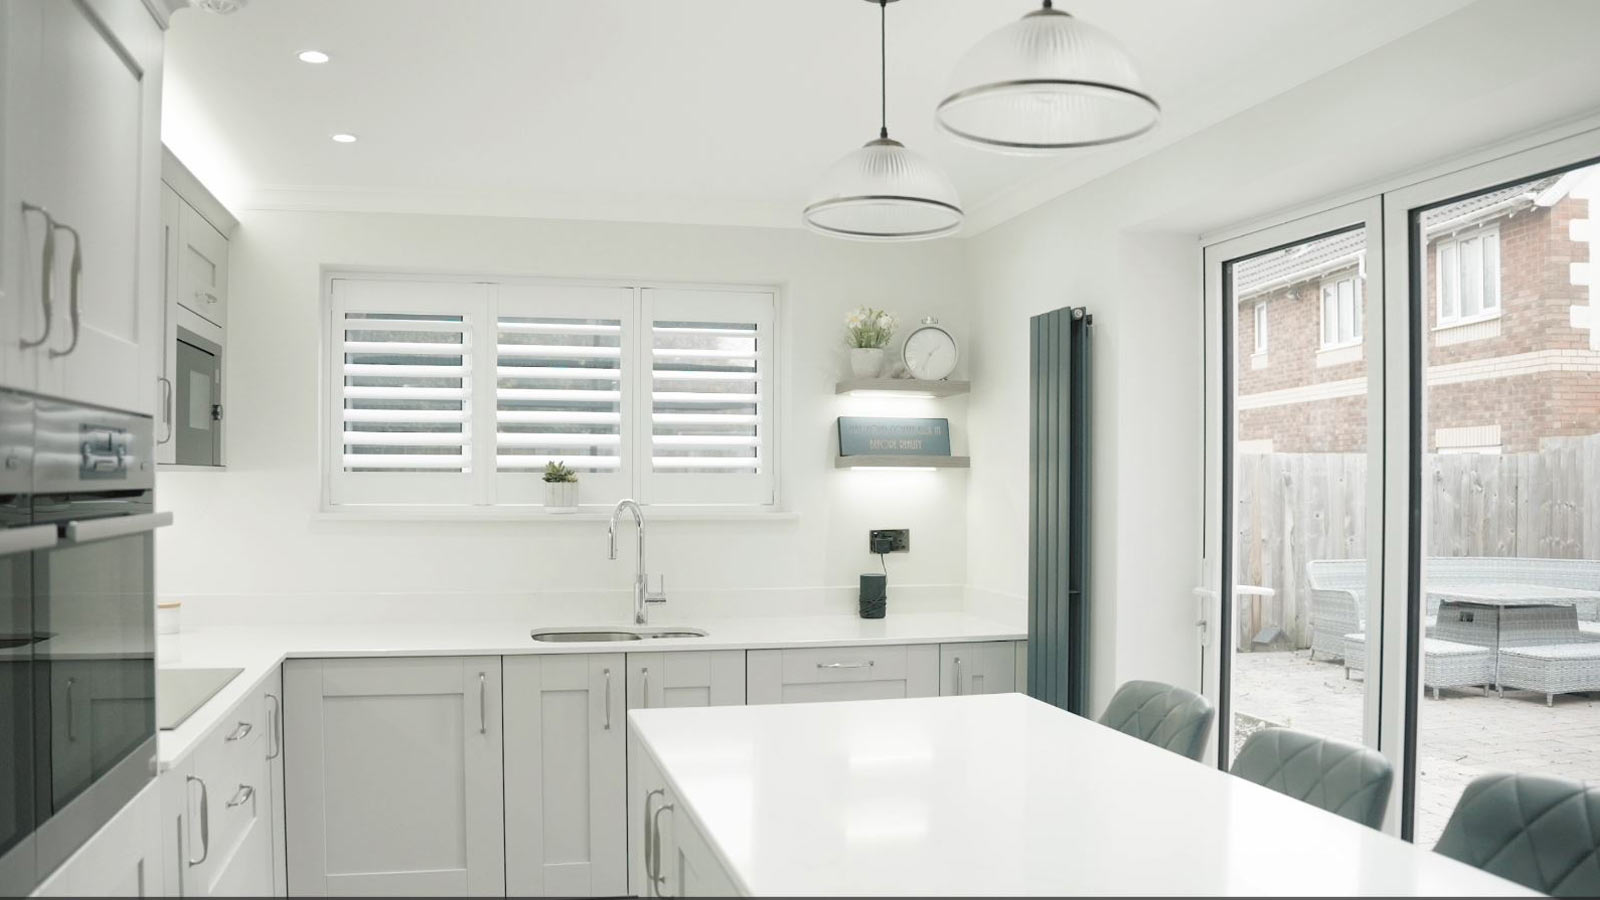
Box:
[747,644,939,705]
[189,688,269,893]
[176,201,226,326]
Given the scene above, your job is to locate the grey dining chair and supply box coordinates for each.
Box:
[1097,680,1214,762]
[1229,728,1392,829]
[1434,772,1600,897]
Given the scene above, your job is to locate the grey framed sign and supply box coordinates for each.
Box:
[836,417,952,457]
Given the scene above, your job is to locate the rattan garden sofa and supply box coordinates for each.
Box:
[1341,633,1494,699]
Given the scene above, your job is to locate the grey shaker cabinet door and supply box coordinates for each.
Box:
[939,641,1020,696]
[284,657,505,897]
[503,653,627,898]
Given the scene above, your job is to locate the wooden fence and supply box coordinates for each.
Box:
[1234,433,1600,650]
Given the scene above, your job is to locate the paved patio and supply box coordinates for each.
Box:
[1233,649,1600,846]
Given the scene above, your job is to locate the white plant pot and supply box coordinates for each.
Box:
[544,481,579,513]
[850,347,885,378]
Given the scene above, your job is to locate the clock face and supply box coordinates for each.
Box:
[903,326,958,380]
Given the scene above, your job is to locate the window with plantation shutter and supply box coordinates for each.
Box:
[642,288,776,506]
[325,276,777,512]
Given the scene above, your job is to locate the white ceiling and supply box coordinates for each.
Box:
[162,0,1472,234]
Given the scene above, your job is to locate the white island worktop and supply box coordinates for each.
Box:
[627,693,1532,897]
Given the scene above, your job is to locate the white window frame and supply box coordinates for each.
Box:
[1319,271,1363,350]
[323,272,781,515]
[1252,301,1268,355]
[1434,224,1502,327]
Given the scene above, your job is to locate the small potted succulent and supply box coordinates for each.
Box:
[542,461,579,513]
[845,306,896,378]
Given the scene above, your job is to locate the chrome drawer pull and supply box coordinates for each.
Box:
[604,668,613,730]
[19,203,55,350]
[186,776,209,866]
[224,720,253,742]
[195,290,219,306]
[48,222,82,359]
[817,661,875,669]
[224,784,254,809]
[266,693,282,760]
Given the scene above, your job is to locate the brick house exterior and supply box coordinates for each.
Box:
[1234,166,1600,454]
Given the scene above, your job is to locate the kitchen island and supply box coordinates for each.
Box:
[627,693,1531,897]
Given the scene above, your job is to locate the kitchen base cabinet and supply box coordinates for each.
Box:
[33,779,164,897]
[624,650,743,896]
[629,741,736,899]
[746,644,938,705]
[503,653,626,898]
[162,674,279,897]
[284,657,505,897]
[939,641,1021,696]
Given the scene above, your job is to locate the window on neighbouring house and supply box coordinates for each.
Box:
[1436,226,1501,324]
[1253,302,1268,354]
[1320,273,1362,348]
[327,276,778,511]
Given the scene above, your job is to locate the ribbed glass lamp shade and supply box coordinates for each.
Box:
[802,137,964,241]
[937,7,1159,153]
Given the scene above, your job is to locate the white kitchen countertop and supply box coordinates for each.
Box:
[628,693,1533,897]
[156,611,1022,770]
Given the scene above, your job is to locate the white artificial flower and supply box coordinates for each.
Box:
[877,314,894,329]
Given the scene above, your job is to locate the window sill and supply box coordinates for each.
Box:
[313,506,800,523]
[1433,311,1502,332]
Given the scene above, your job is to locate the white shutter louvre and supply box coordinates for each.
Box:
[341,314,471,472]
[642,289,776,506]
[495,315,625,472]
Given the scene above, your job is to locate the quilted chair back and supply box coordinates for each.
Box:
[1097,680,1214,762]
[1435,773,1600,897]
[1230,728,1392,829]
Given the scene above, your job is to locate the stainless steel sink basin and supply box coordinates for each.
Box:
[529,626,708,643]
[531,630,644,642]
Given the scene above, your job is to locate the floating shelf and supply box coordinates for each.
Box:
[835,455,971,469]
[835,378,970,398]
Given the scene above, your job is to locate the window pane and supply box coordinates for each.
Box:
[340,313,470,473]
[1254,303,1267,352]
[1413,160,1600,845]
[1228,225,1371,766]
[1439,243,1459,321]
[495,316,624,473]
[1459,235,1483,317]
[651,320,761,473]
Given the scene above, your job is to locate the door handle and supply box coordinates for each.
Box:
[644,788,664,895]
[19,203,55,350]
[651,799,676,897]
[641,666,650,710]
[195,289,218,306]
[65,677,77,742]
[604,668,613,730]
[265,693,282,760]
[0,524,59,556]
[817,661,874,669]
[186,776,209,866]
[158,377,174,445]
[224,784,254,810]
[478,672,487,735]
[224,720,252,742]
[63,511,173,544]
[48,222,82,358]
[954,657,963,696]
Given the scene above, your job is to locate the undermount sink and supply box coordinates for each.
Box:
[530,626,708,643]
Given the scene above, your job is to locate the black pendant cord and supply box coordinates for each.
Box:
[878,0,888,140]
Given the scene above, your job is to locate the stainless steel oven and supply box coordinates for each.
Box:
[0,389,167,895]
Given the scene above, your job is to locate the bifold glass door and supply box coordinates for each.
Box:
[1205,125,1600,840]
[1202,200,1385,783]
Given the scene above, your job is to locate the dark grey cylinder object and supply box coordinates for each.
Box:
[859,574,887,619]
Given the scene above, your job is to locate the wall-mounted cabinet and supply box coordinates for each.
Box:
[158,149,234,467]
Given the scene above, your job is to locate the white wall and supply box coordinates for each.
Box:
[157,211,974,622]
[962,0,1600,715]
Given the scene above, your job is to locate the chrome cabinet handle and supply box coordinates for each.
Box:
[64,511,174,544]
[19,203,55,350]
[478,672,487,735]
[195,289,218,306]
[224,784,254,810]
[48,222,81,358]
[644,788,664,894]
[651,799,676,897]
[604,668,612,730]
[186,776,209,866]
[224,720,252,742]
[954,657,963,696]
[265,693,281,760]
[0,524,59,556]
[158,377,174,445]
[817,661,874,669]
[66,677,77,741]
[641,667,650,710]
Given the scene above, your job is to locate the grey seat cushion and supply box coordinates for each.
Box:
[1435,772,1600,897]
[1097,680,1214,762]
[1230,728,1392,829]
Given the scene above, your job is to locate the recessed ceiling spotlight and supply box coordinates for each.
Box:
[296,50,330,64]
[330,133,358,144]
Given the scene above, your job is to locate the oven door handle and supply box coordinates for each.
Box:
[63,511,173,544]
[0,524,59,555]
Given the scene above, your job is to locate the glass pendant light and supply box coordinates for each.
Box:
[936,0,1159,153]
[803,0,963,242]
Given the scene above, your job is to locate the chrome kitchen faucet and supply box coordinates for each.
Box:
[608,499,666,625]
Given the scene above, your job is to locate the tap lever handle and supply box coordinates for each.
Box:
[647,573,667,603]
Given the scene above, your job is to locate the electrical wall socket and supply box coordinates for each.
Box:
[869,529,910,554]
